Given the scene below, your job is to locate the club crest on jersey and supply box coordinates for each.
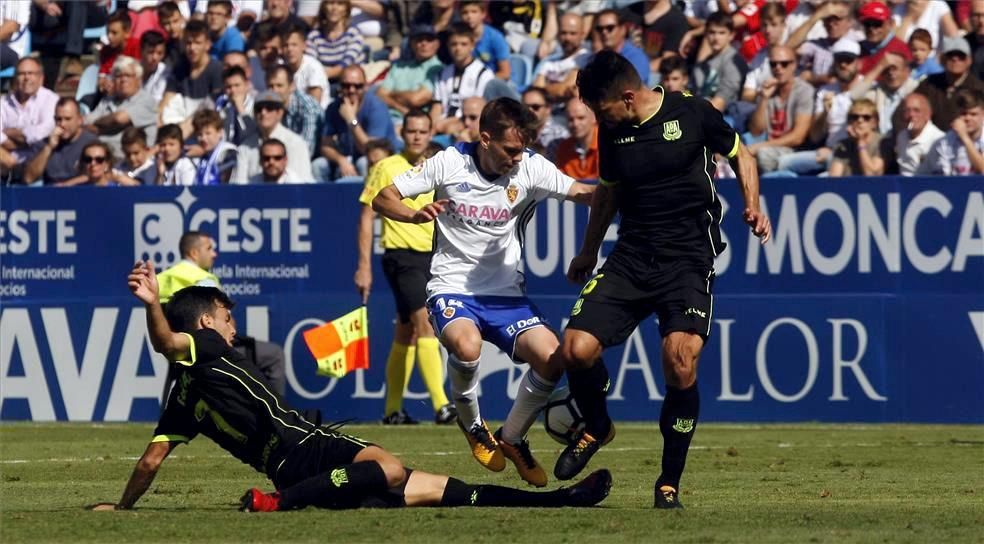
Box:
[663,120,682,141]
[506,185,519,203]
[443,307,456,318]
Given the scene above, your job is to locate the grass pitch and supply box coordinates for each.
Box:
[1,423,982,543]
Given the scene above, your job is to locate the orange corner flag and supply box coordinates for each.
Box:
[302,306,369,378]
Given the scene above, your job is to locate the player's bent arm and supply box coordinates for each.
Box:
[729,142,760,211]
[100,441,177,510]
[144,300,191,360]
[372,184,418,223]
[565,181,596,205]
[578,182,618,256]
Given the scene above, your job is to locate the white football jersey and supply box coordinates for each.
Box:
[393,143,575,297]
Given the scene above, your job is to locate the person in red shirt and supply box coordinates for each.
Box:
[554,98,599,181]
[858,1,912,75]
[100,10,143,76]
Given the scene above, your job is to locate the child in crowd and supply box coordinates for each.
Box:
[908,29,944,81]
[658,56,690,94]
[119,127,157,185]
[192,110,238,185]
[154,124,197,186]
[100,10,142,75]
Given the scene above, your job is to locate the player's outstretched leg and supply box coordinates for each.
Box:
[654,331,703,509]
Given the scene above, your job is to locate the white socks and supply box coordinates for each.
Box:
[447,355,481,428]
[501,369,556,444]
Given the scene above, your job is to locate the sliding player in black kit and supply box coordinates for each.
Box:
[549,51,772,508]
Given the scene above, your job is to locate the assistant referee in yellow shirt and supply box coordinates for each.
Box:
[356,110,454,425]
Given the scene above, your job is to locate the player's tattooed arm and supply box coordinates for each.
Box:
[565,181,597,205]
[729,144,772,244]
[91,441,177,511]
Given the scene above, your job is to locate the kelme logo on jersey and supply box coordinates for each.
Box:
[331,468,349,487]
[663,120,682,141]
[672,418,695,433]
[506,185,518,204]
[615,136,635,145]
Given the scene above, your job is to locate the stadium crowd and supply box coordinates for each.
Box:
[1,0,983,186]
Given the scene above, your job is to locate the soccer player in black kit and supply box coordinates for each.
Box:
[550,51,772,508]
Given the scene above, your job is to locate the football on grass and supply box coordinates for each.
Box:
[543,386,586,445]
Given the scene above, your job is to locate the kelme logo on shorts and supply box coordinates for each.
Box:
[672,418,695,433]
[330,468,349,487]
[663,120,682,141]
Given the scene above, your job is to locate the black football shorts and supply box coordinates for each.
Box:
[382,249,432,323]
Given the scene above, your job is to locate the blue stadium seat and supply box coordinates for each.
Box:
[0,28,32,80]
[75,64,100,101]
[509,53,533,92]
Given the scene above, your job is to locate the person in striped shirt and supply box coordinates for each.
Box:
[305,0,367,83]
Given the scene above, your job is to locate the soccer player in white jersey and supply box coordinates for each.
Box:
[372,98,595,487]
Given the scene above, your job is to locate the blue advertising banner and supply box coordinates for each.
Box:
[1,177,982,423]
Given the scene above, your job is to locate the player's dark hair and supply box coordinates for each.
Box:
[157,1,181,20]
[265,63,296,83]
[706,11,734,32]
[165,286,235,333]
[140,30,167,51]
[192,109,224,132]
[157,123,184,144]
[281,23,308,43]
[222,65,247,81]
[252,20,280,47]
[261,138,287,155]
[479,97,539,146]
[659,55,688,78]
[185,19,210,40]
[448,22,475,41]
[179,231,210,258]
[108,10,133,31]
[955,88,984,111]
[209,0,234,16]
[577,50,643,105]
[121,126,148,148]
[403,108,432,131]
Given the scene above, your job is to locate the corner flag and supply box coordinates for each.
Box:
[302,306,369,378]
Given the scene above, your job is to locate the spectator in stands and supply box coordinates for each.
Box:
[457,96,486,143]
[306,0,367,82]
[365,138,395,168]
[431,23,494,136]
[828,98,885,177]
[968,0,984,80]
[283,24,331,108]
[193,109,239,184]
[23,98,99,185]
[119,127,157,185]
[781,37,862,176]
[786,0,854,88]
[31,0,109,87]
[250,139,307,183]
[408,0,458,64]
[459,0,511,80]
[216,66,258,146]
[858,1,911,76]
[319,65,398,180]
[891,0,959,58]
[154,123,197,185]
[0,0,30,69]
[86,56,159,158]
[161,20,224,135]
[140,30,171,102]
[554,98,598,181]
[157,1,187,68]
[895,92,945,176]
[658,56,690,94]
[375,24,443,121]
[908,29,944,81]
[258,0,310,42]
[100,10,142,76]
[57,141,140,187]
[207,0,246,59]
[0,58,58,171]
[692,11,747,112]
[746,46,815,174]
[532,12,589,105]
[921,88,984,175]
[622,0,689,77]
[915,36,984,130]
[266,65,322,158]
[592,9,650,85]
[850,51,917,136]
[249,21,282,91]
[234,91,314,183]
[522,86,567,158]
[489,0,547,59]
[740,3,787,104]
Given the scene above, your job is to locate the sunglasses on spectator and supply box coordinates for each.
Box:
[594,24,617,33]
[862,20,884,29]
[341,82,365,90]
[257,103,282,112]
[81,155,107,164]
[525,103,546,111]
[769,60,794,69]
[944,52,969,61]
[833,53,857,64]
[261,154,286,162]
[848,113,874,122]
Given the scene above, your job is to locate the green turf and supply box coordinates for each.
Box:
[1,423,982,543]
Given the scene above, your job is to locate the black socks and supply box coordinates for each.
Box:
[567,360,612,438]
[278,461,389,510]
[657,383,700,490]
